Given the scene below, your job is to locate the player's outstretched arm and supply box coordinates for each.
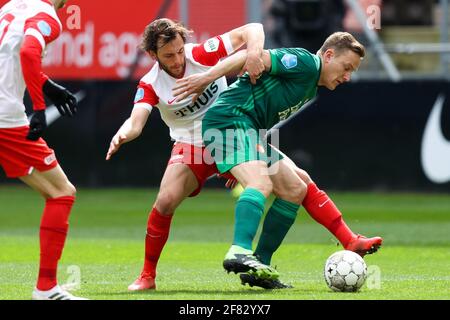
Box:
[106,107,150,160]
[173,50,249,102]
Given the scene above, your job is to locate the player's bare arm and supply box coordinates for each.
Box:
[227,23,265,84]
[173,50,248,101]
[173,49,272,102]
[106,107,150,160]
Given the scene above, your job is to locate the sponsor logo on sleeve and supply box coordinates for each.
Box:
[134,88,144,103]
[37,21,51,37]
[281,53,298,69]
[44,153,56,165]
[204,38,220,53]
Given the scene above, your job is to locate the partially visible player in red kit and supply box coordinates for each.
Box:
[0,0,84,300]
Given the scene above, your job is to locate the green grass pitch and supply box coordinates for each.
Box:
[0,185,449,300]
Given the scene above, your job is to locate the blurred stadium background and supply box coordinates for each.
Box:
[1,0,449,191]
[1,0,450,300]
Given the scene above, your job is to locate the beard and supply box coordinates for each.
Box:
[158,60,185,78]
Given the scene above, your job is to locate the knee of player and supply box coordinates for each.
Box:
[274,180,307,204]
[295,167,313,185]
[63,182,77,197]
[248,178,273,198]
[155,191,178,214]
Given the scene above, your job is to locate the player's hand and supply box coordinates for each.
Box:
[43,79,78,117]
[27,110,47,141]
[172,73,209,103]
[106,133,127,160]
[239,51,264,85]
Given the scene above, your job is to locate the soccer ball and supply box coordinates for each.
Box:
[324,250,367,292]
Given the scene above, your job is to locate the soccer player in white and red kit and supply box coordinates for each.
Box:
[0,0,84,300]
[106,18,266,291]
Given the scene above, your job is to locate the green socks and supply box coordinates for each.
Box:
[255,198,300,265]
[233,188,266,250]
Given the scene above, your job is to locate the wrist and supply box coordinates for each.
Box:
[247,48,263,58]
[204,71,216,85]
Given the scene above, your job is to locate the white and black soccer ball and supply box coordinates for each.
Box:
[324,250,367,292]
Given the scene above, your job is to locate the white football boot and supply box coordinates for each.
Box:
[32,285,87,300]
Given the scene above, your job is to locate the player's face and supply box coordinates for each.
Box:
[152,34,186,79]
[321,49,361,90]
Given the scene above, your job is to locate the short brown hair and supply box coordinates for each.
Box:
[141,18,193,53]
[319,32,365,58]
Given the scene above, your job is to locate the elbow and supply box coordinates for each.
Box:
[20,36,43,66]
[19,46,32,63]
[244,23,264,36]
[20,45,41,69]
[131,127,143,138]
[20,41,40,59]
[128,122,144,138]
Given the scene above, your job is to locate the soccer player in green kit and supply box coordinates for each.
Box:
[173,32,382,288]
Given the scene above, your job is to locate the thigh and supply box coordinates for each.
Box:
[269,159,307,204]
[19,164,75,199]
[268,144,312,184]
[158,163,199,204]
[230,160,272,197]
[204,123,268,174]
[168,142,219,197]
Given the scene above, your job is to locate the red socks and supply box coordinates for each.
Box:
[302,183,355,247]
[142,207,173,278]
[37,196,74,291]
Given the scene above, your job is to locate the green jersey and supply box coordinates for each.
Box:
[202,47,322,173]
[209,47,321,129]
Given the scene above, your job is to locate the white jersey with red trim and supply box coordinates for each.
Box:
[134,34,234,147]
[0,0,62,128]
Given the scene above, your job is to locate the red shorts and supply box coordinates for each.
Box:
[0,126,58,178]
[168,142,233,197]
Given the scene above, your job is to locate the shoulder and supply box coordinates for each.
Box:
[270,48,317,64]
[23,2,63,45]
[270,48,320,75]
[27,0,62,30]
[135,79,158,106]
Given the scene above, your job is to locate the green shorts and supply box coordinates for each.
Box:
[202,112,283,174]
